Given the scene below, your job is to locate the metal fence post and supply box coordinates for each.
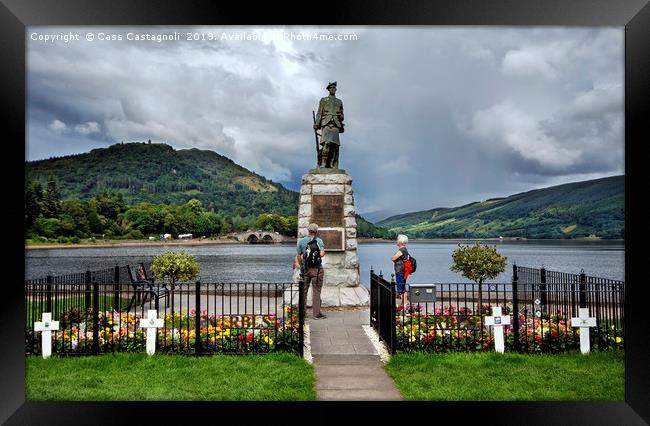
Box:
[85,270,92,310]
[540,266,547,312]
[195,280,201,355]
[370,267,375,328]
[579,271,587,308]
[46,275,52,314]
[298,280,304,357]
[390,273,396,354]
[92,282,100,354]
[114,265,120,310]
[512,264,520,352]
[378,271,383,349]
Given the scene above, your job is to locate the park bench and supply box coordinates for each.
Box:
[125,263,169,311]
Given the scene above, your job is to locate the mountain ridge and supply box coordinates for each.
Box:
[26,142,299,217]
[377,175,624,239]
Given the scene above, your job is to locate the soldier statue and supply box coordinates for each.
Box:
[313,81,344,169]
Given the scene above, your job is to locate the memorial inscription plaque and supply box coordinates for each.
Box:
[312,195,344,227]
[318,229,344,251]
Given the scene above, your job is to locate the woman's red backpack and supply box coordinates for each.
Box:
[403,254,417,279]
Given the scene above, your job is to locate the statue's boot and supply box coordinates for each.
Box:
[320,144,330,168]
[330,145,339,169]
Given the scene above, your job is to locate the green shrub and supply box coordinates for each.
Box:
[126,229,144,239]
[151,251,200,288]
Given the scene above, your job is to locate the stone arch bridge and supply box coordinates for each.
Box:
[233,231,290,244]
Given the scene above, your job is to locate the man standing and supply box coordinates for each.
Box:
[296,223,327,319]
[314,81,344,169]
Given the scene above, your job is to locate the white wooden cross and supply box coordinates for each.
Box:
[571,308,597,354]
[139,309,164,355]
[34,312,59,359]
[485,306,511,353]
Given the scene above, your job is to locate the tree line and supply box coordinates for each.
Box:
[25,176,299,243]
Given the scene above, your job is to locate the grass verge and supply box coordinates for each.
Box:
[27,353,315,401]
[385,351,624,400]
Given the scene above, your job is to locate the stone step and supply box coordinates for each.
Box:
[312,354,381,364]
[314,364,387,376]
[310,343,377,355]
[317,375,399,390]
[317,389,403,401]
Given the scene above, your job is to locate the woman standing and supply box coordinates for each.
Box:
[391,234,410,306]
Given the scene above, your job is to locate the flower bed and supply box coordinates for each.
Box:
[26,305,301,355]
[395,303,623,353]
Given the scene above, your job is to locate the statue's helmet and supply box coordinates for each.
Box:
[326,81,337,90]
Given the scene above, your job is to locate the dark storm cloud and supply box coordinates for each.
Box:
[27,26,623,219]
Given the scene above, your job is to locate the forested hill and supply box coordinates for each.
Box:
[26,142,299,216]
[377,175,624,239]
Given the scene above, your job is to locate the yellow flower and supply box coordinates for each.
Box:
[615,337,622,343]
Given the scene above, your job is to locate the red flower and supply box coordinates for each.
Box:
[246,333,253,343]
[535,335,542,342]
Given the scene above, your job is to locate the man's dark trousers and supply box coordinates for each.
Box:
[303,266,324,317]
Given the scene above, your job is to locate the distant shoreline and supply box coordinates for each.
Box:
[359,237,623,243]
[26,236,624,250]
[25,238,282,250]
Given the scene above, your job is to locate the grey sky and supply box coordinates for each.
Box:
[27,26,624,221]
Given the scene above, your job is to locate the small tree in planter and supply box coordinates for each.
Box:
[151,251,200,333]
[450,242,507,314]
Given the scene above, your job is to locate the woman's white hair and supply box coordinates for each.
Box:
[397,234,409,245]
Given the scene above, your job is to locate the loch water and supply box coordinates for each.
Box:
[25,240,625,285]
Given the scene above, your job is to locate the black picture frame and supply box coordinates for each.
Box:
[2,0,648,424]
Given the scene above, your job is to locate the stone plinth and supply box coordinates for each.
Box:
[292,169,366,307]
[284,284,369,307]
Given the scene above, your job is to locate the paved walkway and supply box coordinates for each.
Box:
[307,307,403,401]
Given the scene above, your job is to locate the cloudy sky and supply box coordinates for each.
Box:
[27,26,624,221]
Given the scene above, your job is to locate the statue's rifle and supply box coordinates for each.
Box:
[312,110,322,166]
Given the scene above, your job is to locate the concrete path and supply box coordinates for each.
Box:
[307,307,403,401]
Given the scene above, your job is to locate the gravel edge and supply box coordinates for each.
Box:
[303,324,313,364]
[362,324,391,364]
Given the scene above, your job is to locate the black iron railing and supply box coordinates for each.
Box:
[25,279,304,357]
[371,264,624,354]
[370,269,396,354]
[513,264,624,353]
[25,265,139,287]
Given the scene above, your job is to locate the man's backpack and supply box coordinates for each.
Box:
[303,237,322,268]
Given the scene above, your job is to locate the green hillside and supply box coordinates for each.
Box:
[25,142,395,240]
[377,176,624,239]
[356,215,396,240]
[26,142,299,217]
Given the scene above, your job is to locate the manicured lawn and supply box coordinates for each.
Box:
[27,353,316,401]
[385,351,624,401]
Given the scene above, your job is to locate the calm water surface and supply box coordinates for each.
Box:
[25,240,625,285]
